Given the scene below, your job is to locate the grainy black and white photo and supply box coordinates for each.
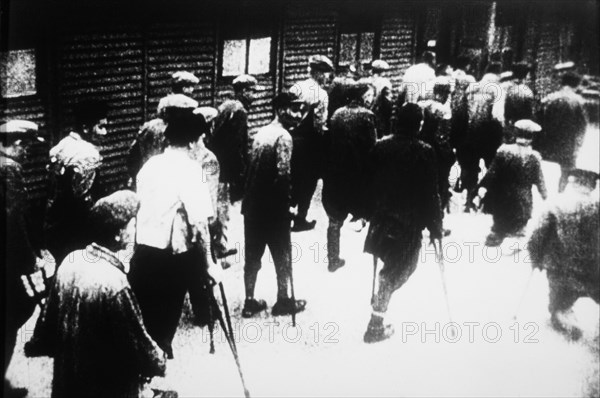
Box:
[1,0,599,397]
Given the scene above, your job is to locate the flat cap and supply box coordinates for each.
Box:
[157,94,199,119]
[514,119,541,139]
[309,55,334,72]
[232,74,257,89]
[172,71,199,86]
[90,190,140,229]
[273,90,304,109]
[499,71,513,82]
[194,106,219,124]
[0,120,44,142]
[0,120,39,135]
[371,59,390,71]
[554,61,575,72]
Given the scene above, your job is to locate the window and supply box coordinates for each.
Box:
[219,6,275,79]
[338,32,375,66]
[222,37,272,76]
[336,8,380,70]
[0,49,37,98]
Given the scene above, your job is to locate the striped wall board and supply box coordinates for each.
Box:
[283,14,337,89]
[146,22,217,118]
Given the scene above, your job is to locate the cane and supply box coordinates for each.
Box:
[288,245,297,327]
[211,281,251,398]
[512,268,536,320]
[371,255,378,305]
[434,238,456,337]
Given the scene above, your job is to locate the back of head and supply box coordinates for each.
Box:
[394,103,423,136]
[348,80,374,104]
[454,54,471,71]
[433,76,451,98]
[422,51,436,66]
[164,108,206,147]
[88,190,139,248]
[74,99,108,129]
[272,90,303,111]
[511,62,530,80]
[171,71,199,93]
[561,71,582,88]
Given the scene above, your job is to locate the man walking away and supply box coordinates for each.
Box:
[363,103,443,343]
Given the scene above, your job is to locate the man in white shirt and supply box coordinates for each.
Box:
[400,51,436,104]
[129,107,218,359]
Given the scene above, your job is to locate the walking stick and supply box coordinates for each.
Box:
[288,244,297,327]
[211,280,251,398]
[433,238,456,337]
[512,268,536,320]
[371,255,378,305]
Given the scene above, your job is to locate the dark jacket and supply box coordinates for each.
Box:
[242,120,293,218]
[480,143,547,231]
[363,134,443,258]
[323,103,377,217]
[26,244,166,398]
[418,99,456,208]
[535,86,588,167]
[1,154,39,277]
[210,98,250,201]
[127,118,167,182]
[528,186,599,302]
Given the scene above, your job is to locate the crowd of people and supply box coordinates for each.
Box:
[2,48,599,397]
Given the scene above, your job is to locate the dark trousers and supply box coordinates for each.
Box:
[372,234,422,313]
[291,132,322,221]
[324,203,347,265]
[129,245,206,358]
[244,215,291,300]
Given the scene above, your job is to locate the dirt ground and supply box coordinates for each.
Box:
[7,127,599,397]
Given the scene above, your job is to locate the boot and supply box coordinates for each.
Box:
[292,217,316,232]
[272,297,307,316]
[242,298,267,318]
[363,315,394,344]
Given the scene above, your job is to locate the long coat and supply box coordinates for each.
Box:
[528,186,599,303]
[363,134,442,260]
[26,244,166,398]
[323,103,377,218]
[480,143,547,233]
[535,86,588,168]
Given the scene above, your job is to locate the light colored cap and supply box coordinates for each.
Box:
[554,61,575,71]
[371,59,390,71]
[0,120,39,134]
[232,74,258,89]
[194,106,219,124]
[308,55,334,72]
[514,119,541,139]
[172,71,199,86]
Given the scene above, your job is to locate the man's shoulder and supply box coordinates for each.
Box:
[58,250,128,292]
